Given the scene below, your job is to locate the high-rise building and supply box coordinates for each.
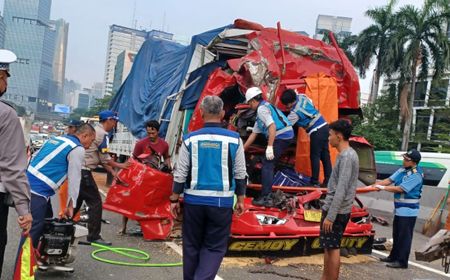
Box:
[2,0,56,115]
[112,50,136,93]
[49,19,69,105]
[314,14,352,40]
[0,16,6,48]
[103,25,173,96]
[63,78,81,105]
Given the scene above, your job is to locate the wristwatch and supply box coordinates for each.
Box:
[169,197,179,203]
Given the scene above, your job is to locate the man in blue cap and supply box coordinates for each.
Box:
[373,149,423,269]
[74,110,130,245]
[64,119,83,135]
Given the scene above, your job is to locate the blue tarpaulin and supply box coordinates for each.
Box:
[110,25,230,139]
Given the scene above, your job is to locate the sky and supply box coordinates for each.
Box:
[2,0,426,92]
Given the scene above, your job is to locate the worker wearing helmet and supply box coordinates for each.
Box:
[243,87,294,207]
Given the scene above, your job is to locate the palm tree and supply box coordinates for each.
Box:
[320,31,358,63]
[354,0,399,104]
[395,0,450,151]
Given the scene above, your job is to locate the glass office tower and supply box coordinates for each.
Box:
[3,0,55,115]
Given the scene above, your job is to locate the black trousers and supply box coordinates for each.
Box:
[28,193,53,248]
[261,138,292,196]
[389,215,417,267]
[309,124,332,186]
[74,170,103,241]
[0,193,9,279]
[182,203,232,280]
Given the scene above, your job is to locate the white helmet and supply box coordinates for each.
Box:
[245,87,262,103]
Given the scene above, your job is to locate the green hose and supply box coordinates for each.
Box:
[89,242,183,267]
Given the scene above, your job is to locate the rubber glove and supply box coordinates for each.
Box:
[266,146,274,160]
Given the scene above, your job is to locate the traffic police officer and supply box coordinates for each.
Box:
[280,89,332,186]
[65,119,83,135]
[0,49,33,278]
[74,110,130,246]
[170,96,246,280]
[373,149,423,269]
[243,87,294,206]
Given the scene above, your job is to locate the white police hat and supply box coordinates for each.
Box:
[0,49,17,77]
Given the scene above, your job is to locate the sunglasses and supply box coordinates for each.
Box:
[403,157,413,162]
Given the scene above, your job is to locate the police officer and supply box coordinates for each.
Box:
[64,119,83,135]
[373,149,423,269]
[27,124,96,248]
[243,87,294,206]
[0,49,33,278]
[74,110,130,245]
[170,96,246,280]
[280,89,332,186]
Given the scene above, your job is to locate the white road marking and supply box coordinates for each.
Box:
[98,188,107,197]
[164,241,224,280]
[372,249,450,278]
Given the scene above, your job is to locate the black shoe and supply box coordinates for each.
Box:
[88,237,112,246]
[263,197,274,208]
[379,256,394,263]
[252,197,265,206]
[386,261,407,269]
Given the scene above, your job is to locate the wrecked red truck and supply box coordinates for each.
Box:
[104,19,377,256]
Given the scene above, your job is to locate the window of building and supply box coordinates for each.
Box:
[431,109,450,141]
[414,81,428,106]
[428,79,449,107]
[415,109,431,140]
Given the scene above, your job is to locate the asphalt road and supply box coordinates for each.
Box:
[1,175,448,280]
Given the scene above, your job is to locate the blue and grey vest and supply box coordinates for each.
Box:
[256,101,293,139]
[183,126,240,208]
[27,135,81,197]
[292,95,326,132]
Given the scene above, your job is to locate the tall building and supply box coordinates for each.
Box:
[49,19,69,105]
[103,25,173,95]
[2,0,56,115]
[0,15,6,48]
[112,50,136,93]
[381,74,450,152]
[63,78,81,104]
[314,14,352,40]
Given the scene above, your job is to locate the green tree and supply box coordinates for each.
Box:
[321,31,358,63]
[87,94,114,116]
[69,108,89,120]
[354,0,399,104]
[352,86,402,151]
[68,94,114,120]
[395,0,450,150]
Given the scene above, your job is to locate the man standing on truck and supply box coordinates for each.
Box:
[320,119,359,280]
[169,96,246,280]
[373,149,423,269]
[280,89,332,187]
[243,87,294,207]
[74,110,130,246]
[0,49,33,279]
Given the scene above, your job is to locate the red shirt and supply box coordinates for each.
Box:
[133,137,169,159]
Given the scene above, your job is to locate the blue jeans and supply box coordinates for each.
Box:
[261,138,292,196]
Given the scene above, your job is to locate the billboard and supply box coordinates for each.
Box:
[54,104,71,114]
